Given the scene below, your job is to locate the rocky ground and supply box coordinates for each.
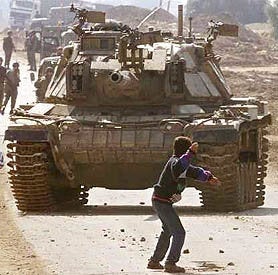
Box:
[0,20,277,275]
[0,177,47,275]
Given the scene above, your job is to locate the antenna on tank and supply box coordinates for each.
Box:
[188,16,193,38]
[137,6,161,29]
[167,0,171,12]
[177,4,184,41]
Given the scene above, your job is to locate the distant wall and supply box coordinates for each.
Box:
[186,0,268,24]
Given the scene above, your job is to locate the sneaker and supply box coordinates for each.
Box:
[147,260,164,270]
[164,262,185,273]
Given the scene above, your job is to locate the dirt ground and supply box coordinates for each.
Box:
[1,165,277,275]
[0,173,47,275]
[0,23,277,274]
[0,48,47,274]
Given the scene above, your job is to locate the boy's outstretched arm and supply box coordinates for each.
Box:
[186,165,221,186]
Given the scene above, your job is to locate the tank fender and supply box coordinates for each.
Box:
[5,129,49,142]
[193,128,239,144]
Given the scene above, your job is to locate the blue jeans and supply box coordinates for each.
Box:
[151,199,186,263]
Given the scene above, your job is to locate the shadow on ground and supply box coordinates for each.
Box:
[21,205,278,217]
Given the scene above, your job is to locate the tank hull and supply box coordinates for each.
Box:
[5,112,271,212]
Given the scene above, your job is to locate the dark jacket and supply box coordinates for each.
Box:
[153,150,212,203]
[3,36,15,52]
[5,70,20,91]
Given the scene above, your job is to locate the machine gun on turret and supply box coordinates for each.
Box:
[207,20,239,43]
[204,20,239,62]
[69,4,105,36]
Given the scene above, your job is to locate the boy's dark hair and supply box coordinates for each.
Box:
[173,136,192,157]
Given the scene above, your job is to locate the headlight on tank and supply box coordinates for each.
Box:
[78,64,83,76]
[72,79,78,90]
[68,62,84,93]
[72,65,78,76]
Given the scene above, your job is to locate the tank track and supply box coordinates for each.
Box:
[7,142,89,212]
[256,131,269,207]
[198,128,269,212]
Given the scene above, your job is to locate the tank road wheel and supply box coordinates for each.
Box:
[198,126,269,212]
[7,142,56,212]
[7,142,89,212]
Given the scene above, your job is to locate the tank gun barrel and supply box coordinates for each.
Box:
[109,71,135,87]
[110,71,123,84]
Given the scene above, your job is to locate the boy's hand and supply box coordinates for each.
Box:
[170,194,182,203]
[189,142,198,153]
[209,176,221,187]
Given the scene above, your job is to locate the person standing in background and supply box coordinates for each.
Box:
[29,32,38,71]
[0,57,6,107]
[3,31,16,68]
[25,32,32,67]
[1,62,20,115]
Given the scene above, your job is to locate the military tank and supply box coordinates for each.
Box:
[5,5,271,212]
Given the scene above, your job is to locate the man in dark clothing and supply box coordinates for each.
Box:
[1,62,20,115]
[28,32,38,71]
[3,31,16,68]
[0,57,6,107]
[148,136,220,273]
[25,33,32,66]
